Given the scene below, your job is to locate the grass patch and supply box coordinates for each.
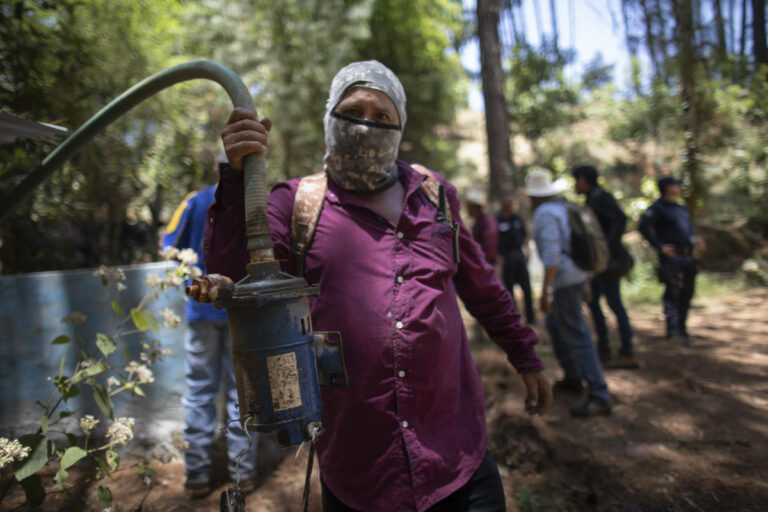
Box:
[622,260,749,308]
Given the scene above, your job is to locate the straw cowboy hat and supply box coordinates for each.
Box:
[524,168,568,197]
[465,189,487,206]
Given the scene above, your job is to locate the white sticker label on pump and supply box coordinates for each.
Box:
[266,352,303,411]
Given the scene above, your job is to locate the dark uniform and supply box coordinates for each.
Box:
[496,212,535,324]
[638,198,697,339]
[584,186,634,357]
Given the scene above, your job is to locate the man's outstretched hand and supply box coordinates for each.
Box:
[521,371,553,416]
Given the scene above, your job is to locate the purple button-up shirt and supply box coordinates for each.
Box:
[205,160,543,511]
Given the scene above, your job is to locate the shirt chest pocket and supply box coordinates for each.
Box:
[429,223,458,276]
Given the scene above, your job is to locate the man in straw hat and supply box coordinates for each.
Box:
[525,168,613,418]
[204,60,552,511]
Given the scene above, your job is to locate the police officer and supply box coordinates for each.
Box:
[639,177,703,344]
[496,196,535,325]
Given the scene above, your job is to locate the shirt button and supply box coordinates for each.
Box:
[395,321,403,329]
[402,420,409,428]
[398,370,405,378]
[396,231,404,239]
[209,217,214,224]
[396,276,404,283]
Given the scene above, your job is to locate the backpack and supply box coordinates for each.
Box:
[564,201,609,274]
[290,164,451,277]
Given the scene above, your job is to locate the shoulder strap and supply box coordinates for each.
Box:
[411,163,452,224]
[291,172,327,277]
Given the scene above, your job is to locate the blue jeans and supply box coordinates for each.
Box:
[183,320,258,484]
[589,273,633,354]
[546,282,611,404]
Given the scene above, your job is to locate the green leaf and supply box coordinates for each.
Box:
[111,300,125,318]
[105,449,119,471]
[58,353,67,377]
[97,485,113,509]
[19,473,45,508]
[64,384,80,400]
[66,433,78,447]
[13,434,53,482]
[95,457,114,480]
[51,335,70,345]
[130,308,150,331]
[40,416,49,434]
[84,361,108,377]
[59,410,73,419]
[130,383,145,397]
[60,446,88,470]
[54,467,68,488]
[96,333,117,356]
[93,384,113,420]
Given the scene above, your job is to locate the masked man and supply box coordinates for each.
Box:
[204,61,551,512]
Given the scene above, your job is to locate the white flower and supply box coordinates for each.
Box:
[146,273,163,288]
[177,248,198,266]
[135,366,154,384]
[188,265,202,278]
[160,308,180,328]
[116,282,127,291]
[125,361,154,384]
[93,266,126,282]
[0,438,30,468]
[80,415,99,433]
[164,273,183,287]
[106,417,135,445]
[160,247,179,260]
[61,311,87,325]
[106,376,120,387]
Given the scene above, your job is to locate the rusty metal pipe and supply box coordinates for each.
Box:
[0,60,274,262]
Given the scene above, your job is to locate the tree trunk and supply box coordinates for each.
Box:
[549,0,560,56]
[752,0,768,66]
[640,0,660,79]
[714,0,728,65]
[740,0,747,57]
[477,0,516,197]
[672,0,703,219]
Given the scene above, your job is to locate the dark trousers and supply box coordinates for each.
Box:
[321,451,506,512]
[501,252,535,324]
[588,272,633,355]
[659,257,697,336]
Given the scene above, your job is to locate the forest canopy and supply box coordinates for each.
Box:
[1,0,766,274]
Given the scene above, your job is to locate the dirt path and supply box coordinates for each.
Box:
[2,288,766,511]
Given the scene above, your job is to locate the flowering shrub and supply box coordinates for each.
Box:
[0,251,199,510]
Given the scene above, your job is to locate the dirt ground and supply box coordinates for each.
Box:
[2,287,767,512]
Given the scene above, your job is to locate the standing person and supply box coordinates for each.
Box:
[525,168,612,417]
[638,176,701,344]
[496,196,535,325]
[162,154,259,499]
[465,189,499,265]
[204,60,552,511]
[572,165,637,369]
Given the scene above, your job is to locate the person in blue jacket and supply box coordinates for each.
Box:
[162,154,258,498]
[638,176,703,345]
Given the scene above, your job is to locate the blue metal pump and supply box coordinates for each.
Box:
[189,261,348,447]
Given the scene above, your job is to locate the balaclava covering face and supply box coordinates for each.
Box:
[323,60,407,192]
